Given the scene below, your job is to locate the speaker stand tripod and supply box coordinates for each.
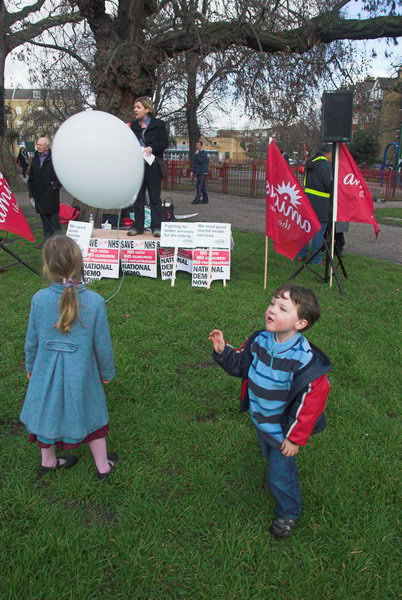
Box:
[288,236,347,295]
[0,238,40,275]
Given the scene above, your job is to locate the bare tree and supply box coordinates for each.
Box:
[71,0,401,118]
[0,1,82,178]
[0,1,82,135]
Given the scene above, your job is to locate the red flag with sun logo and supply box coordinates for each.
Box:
[0,173,35,242]
[266,140,321,259]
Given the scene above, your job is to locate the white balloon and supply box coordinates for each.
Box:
[52,110,144,210]
[119,193,138,210]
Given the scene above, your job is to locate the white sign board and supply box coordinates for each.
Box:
[159,248,193,280]
[66,220,93,257]
[195,222,231,249]
[192,249,231,287]
[160,222,197,248]
[120,238,158,277]
[83,238,120,281]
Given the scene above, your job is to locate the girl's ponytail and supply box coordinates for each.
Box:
[56,279,80,333]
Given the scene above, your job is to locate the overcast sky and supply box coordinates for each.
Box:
[4,4,401,130]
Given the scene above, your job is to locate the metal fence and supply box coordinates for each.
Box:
[163,160,402,201]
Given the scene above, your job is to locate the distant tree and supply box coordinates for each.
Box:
[349,129,380,165]
[1,1,82,136]
[0,1,82,178]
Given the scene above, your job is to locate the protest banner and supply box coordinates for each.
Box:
[119,238,158,277]
[83,238,120,281]
[192,249,230,288]
[160,222,196,286]
[193,222,231,288]
[66,220,93,257]
[159,247,193,281]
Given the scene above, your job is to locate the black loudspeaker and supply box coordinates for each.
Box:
[321,90,353,142]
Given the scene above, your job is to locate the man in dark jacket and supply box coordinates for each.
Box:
[28,137,61,247]
[297,144,332,264]
[191,141,209,204]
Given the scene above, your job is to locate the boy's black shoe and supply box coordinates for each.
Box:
[270,517,297,538]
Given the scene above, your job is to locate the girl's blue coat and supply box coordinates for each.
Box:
[20,284,115,443]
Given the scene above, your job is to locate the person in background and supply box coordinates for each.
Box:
[279,147,290,164]
[16,146,29,178]
[28,137,61,248]
[126,97,169,238]
[191,141,209,204]
[296,144,332,265]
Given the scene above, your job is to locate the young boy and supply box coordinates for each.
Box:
[209,284,331,538]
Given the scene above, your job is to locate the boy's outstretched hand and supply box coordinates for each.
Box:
[281,439,299,457]
[208,329,225,355]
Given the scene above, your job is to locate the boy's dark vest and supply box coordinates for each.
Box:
[239,331,331,436]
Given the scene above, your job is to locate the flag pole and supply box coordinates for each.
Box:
[330,142,340,288]
[264,137,273,290]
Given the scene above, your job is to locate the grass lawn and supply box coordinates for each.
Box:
[0,224,400,600]
[374,206,402,228]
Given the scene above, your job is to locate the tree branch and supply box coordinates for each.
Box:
[5,0,48,27]
[27,39,92,70]
[154,15,402,56]
[6,12,83,53]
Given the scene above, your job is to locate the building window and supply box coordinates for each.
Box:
[16,106,22,115]
[33,90,41,99]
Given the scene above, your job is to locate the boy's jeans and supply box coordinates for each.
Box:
[257,431,302,520]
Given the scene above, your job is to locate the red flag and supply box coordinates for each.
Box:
[0,173,35,242]
[266,140,320,259]
[336,143,380,237]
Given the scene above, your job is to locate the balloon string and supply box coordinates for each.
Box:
[104,210,125,303]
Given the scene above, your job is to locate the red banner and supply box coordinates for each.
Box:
[0,173,35,242]
[266,140,320,259]
[336,143,380,237]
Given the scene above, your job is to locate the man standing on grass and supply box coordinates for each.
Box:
[28,137,61,249]
[191,141,209,204]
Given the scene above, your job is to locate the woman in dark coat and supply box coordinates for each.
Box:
[127,97,169,238]
[28,137,61,245]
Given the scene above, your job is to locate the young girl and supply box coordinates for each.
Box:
[20,235,117,479]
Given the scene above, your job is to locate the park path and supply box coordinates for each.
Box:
[13,186,402,265]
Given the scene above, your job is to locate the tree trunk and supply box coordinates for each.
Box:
[76,0,157,119]
[92,48,156,119]
[0,43,19,185]
[185,54,201,165]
